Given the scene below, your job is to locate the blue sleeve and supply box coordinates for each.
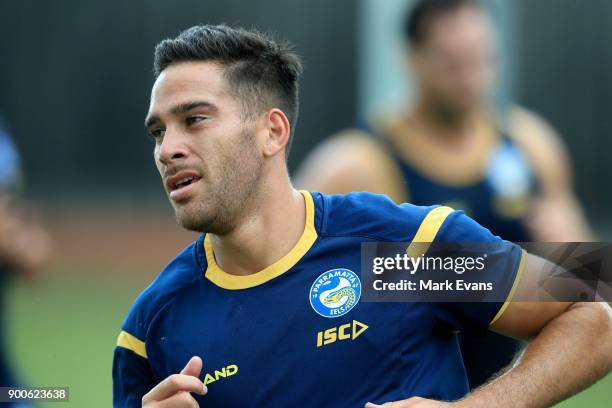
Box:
[112,301,156,407]
[113,346,156,407]
[113,242,204,407]
[431,211,525,334]
[112,241,201,406]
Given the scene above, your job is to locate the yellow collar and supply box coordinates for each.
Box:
[203,190,318,290]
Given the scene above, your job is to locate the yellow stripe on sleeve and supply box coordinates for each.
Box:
[406,206,454,258]
[117,330,147,359]
[489,249,528,325]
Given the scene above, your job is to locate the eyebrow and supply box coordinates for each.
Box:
[144,101,218,129]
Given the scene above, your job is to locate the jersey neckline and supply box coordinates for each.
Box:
[372,111,501,187]
[203,190,318,290]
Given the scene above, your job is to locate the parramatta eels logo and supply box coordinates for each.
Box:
[309,268,361,318]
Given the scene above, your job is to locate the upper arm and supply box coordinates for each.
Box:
[427,210,527,334]
[509,106,572,196]
[509,106,593,240]
[416,202,585,340]
[113,332,156,407]
[294,129,408,204]
[113,294,158,406]
[490,252,573,340]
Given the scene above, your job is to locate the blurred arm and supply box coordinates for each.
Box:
[509,107,594,241]
[0,197,50,278]
[294,130,408,204]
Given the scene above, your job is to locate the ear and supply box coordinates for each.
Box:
[262,108,291,158]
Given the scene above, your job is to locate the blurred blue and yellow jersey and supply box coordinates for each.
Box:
[113,191,524,407]
[358,111,537,242]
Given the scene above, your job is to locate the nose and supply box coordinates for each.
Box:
[157,129,189,165]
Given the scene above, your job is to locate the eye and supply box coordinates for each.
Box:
[186,116,206,126]
[149,128,166,141]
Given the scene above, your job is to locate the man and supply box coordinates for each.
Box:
[297,0,592,242]
[296,0,593,388]
[0,120,49,404]
[113,25,611,407]
[0,122,49,280]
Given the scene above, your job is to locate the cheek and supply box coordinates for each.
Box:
[212,140,238,168]
[153,148,163,174]
[202,120,256,166]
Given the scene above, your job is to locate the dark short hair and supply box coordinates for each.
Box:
[404,0,482,45]
[153,25,303,158]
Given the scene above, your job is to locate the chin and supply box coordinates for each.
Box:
[172,202,206,232]
[176,218,201,234]
[174,204,230,234]
[176,214,209,233]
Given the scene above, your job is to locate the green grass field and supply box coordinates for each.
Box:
[6,272,141,407]
[5,272,611,407]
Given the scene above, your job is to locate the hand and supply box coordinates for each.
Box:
[365,397,453,407]
[0,199,51,278]
[142,356,207,407]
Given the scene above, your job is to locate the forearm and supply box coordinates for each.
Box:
[459,302,612,408]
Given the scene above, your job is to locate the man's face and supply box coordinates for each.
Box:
[145,61,264,234]
[410,6,498,114]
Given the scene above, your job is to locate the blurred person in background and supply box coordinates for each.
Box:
[296,0,593,389]
[0,117,50,397]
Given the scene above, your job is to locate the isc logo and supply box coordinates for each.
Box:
[316,320,368,347]
[203,364,239,385]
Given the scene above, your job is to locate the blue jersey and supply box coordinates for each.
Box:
[359,115,537,242]
[113,191,524,407]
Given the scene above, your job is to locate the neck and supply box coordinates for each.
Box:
[411,93,481,140]
[207,169,306,276]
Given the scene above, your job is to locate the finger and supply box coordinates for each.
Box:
[143,374,206,402]
[365,399,419,408]
[180,356,203,377]
[153,391,200,408]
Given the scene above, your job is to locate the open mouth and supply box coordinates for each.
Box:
[166,172,202,200]
[173,175,200,191]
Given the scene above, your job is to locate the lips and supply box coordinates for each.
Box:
[165,171,202,200]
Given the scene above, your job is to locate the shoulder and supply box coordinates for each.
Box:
[317,191,435,241]
[295,126,407,203]
[302,127,388,164]
[120,237,204,340]
[508,105,564,154]
[0,127,22,190]
[435,209,502,243]
[296,127,391,179]
[317,191,504,244]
